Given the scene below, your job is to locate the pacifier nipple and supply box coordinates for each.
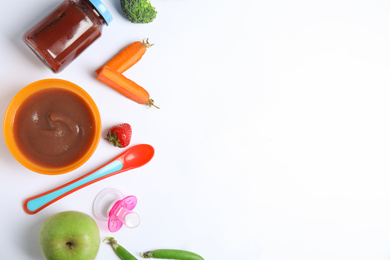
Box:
[93,188,140,232]
[124,211,140,228]
[114,206,140,228]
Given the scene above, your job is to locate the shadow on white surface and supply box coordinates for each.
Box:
[20,217,43,259]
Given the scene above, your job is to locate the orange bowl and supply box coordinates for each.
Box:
[3,79,101,175]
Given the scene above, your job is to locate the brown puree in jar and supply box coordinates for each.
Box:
[13,88,95,168]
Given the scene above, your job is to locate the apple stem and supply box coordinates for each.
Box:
[66,242,73,250]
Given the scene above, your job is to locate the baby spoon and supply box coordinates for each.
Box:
[23,144,155,214]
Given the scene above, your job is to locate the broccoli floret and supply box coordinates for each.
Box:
[120,0,157,24]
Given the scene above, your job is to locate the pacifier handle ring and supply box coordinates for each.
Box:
[93,188,124,220]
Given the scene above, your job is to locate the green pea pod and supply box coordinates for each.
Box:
[103,237,138,260]
[140,249,204,260]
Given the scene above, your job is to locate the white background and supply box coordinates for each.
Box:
[1,0,390,259]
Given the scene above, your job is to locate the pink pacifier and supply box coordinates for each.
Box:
[93,188,140,232]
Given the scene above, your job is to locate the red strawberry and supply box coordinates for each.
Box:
[105,123,132,148]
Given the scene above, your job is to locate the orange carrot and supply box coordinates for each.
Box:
[97,66,159,108]
[96,39,153,75]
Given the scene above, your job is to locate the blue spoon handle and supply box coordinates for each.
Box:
[24,160,123,214]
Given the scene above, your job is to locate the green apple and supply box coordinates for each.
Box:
[39,211,100,260]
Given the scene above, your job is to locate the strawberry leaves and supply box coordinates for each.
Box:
[105,123,132,148]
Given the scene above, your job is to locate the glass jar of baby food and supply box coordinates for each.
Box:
[23,0,113,73]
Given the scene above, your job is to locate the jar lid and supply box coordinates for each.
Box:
[89,0,113,25]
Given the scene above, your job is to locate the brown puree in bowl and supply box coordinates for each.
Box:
[13,88,95,168]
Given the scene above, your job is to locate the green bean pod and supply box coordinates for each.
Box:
[103,237,138,260]
[140,249,204,260]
